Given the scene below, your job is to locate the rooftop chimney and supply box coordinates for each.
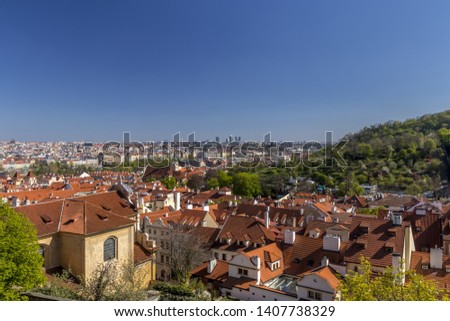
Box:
[392,213,403,226]
[207,258,217,274]
[321,256,329,267]
[264,206,270,229]
[323,235,341,252]
[430,246,443,269]
[284,229,296,245]
[174,192,181,211]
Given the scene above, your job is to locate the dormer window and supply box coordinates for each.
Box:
[385,242,395,253]
[271,261,281,271]
[359,222,370,234]
[356,238,367,249]
[388,228,397,237]
[238,268,248,276]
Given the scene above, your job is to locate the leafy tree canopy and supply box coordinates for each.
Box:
[0,203,45,300]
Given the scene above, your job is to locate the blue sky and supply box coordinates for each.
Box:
[1,0,450,142]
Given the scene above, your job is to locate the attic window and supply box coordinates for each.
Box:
[97,213,109,221]
[422,264,429,270]
[40,215,52,224]
[445,266,450,273]
[385,242,395,253]
[388,228,397,237]
[356,238,367,249]
[359,225,369,234]
[64,217,80,225]
[307,259,314,267]
[101,205,111,211]
[120,201,129,208]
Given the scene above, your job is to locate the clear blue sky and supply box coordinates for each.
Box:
[1,0,450,142]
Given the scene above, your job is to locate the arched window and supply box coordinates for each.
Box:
[104,237,117,261]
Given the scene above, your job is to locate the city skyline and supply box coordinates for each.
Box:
[1,1,450,142]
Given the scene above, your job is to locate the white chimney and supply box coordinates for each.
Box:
[264,207,270,229]
[136,211,141,232]
[300,208,304,215]
[251,256,261,285]
[175,192,181,211]
[430,246,443,269]
[284,229,296,245]
[203,205,209,212]
[392,213,402,226]
[321,256,329,267]
[323,235,341,252]
[207,258,217,274]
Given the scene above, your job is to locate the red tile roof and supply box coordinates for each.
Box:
[344,216,406,268]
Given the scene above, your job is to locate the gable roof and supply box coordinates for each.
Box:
[300,265,341,291]
[281,235,346,276]
[16,191,136,237]
[344,216,406,268]
[217,215,276,245]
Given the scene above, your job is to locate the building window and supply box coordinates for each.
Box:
[222,254,227,260]
[238,268,248,276]
[104,237,117,261]
[161,254,165,264]
[308,291,314,299]
[214,252,219,259]
[315,292,322,300]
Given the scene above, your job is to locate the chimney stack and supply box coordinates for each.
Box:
[321,256,329,267]
[174,192,181,211]
[430,246,443,269]
[207,258,217,274]
[264,206,270,229]
[284,229,296,245]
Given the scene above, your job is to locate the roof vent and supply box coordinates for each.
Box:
[40,215,53,224]
[97,213,109,221]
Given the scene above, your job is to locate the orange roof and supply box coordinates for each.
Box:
[15,191,136,237]
[302,265,341,290]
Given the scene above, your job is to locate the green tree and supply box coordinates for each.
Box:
[206,178,220,190]
[0,203,45,300]
[217,170,232,188]
[340,257,447,301]
[232,172,262,198]
[187,174,206,191]
[160,176,177,189]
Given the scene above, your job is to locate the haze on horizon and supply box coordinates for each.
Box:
[1,0,449,142]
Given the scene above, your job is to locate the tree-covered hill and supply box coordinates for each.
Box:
[332,109,450,195]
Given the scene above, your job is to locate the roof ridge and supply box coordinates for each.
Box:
[57,199,65,233]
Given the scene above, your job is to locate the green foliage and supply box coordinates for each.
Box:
[187,174,206,191]
[217,170,232,188]
[232,172,262,198]
[153,279,210,301]
[80,262,148,301]
[0,203,45,300]
[34,270,80,300]
[33,263,148,301]
[340,257,447,301]
[206,177,220,190]
[358,207,385,215]
[160,176,177,189]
